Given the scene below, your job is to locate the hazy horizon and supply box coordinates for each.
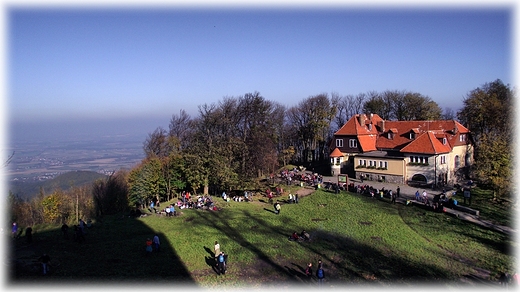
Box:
[8,115,171,145]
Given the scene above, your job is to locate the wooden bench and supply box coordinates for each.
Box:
[452,204,480,216]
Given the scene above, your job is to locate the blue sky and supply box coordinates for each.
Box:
[7,5,512,126]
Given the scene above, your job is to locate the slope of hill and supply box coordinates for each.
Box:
[9,170,108,199]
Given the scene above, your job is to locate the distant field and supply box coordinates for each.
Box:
[7,134,145,181]
[8,171,108,199]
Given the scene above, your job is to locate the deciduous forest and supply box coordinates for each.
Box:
[8,79,514,226]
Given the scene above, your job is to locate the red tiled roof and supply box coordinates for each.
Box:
[330,147,344,157]
[331,116,471,157]
[335,114,382,136]
[400,132,451,154]
[358,135,378,152]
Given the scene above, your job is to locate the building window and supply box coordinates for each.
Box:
[410,156,428,165]
[440,155,446,164]
[336,139,343,148]
[388,132,394,140]
[335,157,340,164]
[349,139,358,148]
[455,155,460,168]
[460,134,466,142]
[410,132,415,139]
[442,138,447,145]
[368,124,372,131]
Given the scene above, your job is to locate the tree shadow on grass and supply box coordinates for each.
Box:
[194,210,297,282]
[240,209,457,286]
[9,214,196,287]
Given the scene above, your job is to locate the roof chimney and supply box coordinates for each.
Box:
[377,120,385,132]
[358,114,365,126]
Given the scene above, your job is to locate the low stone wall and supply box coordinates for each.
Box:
[357,172,404,184]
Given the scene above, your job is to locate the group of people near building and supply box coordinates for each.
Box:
[172,194,216,211]
[280,168,324,187]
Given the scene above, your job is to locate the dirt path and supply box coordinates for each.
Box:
[295,186,316,198]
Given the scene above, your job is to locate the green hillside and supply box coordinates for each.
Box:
[9,171,107,199]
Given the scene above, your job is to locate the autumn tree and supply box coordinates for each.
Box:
[169,109,194,151]
[457,79,514,199]
[287,93,338,164]
[127,157,166,208]
[93,169,129,216]
[143,127,172,159]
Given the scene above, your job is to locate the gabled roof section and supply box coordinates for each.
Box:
[400,132,451,154]
[358,135,378,152]
[335,113,382,136]
[330,147,344,157]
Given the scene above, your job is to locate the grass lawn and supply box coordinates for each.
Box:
[9,187,516,289]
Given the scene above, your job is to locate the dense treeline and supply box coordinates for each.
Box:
[9,81,514,226]
[457,79,514,199]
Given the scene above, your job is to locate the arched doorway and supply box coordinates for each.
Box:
[411,173,427,182]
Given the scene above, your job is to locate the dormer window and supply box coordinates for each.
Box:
[368,124,372,131]
[460,134,466,142]
[442,138,447,145]
[388,132,394,140]
[409,132,415,140]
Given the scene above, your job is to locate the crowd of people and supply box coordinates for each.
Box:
[222,191,254,202]
[280,167,324,187]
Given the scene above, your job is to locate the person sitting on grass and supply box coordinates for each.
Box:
[274,201,281,215]
[300,230,310,241]
[289,231,300,241]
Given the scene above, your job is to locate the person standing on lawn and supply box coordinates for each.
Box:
[145,238,153,255]
[153,234,160,252]
[11,222,17,238]
[316,259,325,287]
[214,241,220,261]
[305,262,313,282]
[217,252,226,275]
[39,253,51,275]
